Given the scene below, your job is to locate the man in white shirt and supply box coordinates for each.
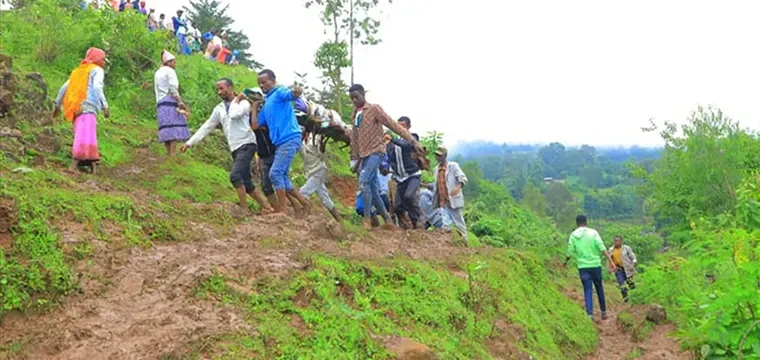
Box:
[180,78,274,215]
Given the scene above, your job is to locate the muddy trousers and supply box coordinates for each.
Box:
[615,269,635,302]
[579,267,607,317]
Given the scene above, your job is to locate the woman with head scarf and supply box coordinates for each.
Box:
[154,50,190,156]
[53,47,110,174]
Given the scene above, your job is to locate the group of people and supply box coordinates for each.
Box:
[52,47,471,238]
[565,215,638,321]
[53,48,640,323]
[80,0,242,65]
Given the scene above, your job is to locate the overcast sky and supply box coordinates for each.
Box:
[148,0,759,147]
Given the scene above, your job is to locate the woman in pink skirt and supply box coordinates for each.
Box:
[53,47,110,174]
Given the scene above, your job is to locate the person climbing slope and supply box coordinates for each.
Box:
[244,88,307,218]
[564,215,617,321]
[53,47,110,175]
[609,235,637,302]
[387,116,423,229]
[299,128,342,222]
[251,69,311,216]
[154,50,189,157]
[348,84,423,230]
[180,78,274,216]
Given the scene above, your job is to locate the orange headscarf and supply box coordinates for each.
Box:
[62,48,106,121]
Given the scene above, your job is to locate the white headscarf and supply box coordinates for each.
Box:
[161,50,176,65]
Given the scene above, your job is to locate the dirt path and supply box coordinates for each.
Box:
[0,205,466,360]
[564,284,692,360]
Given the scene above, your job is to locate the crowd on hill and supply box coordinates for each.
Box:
[51,47,471,239]
[48,42,642,326]
[79,0,243,65]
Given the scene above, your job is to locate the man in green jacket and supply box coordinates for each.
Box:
[564,215,617,320]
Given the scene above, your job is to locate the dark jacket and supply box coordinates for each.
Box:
[386,133,421,181]
[254,128,275,158]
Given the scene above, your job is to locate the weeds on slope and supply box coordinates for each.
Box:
[191,251,597,359]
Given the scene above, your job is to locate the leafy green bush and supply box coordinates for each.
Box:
[633,110,760,359]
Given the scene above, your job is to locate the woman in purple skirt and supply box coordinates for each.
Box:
[154,50,190,156]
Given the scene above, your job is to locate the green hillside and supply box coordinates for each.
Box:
[5,1,756,359]
[0,1,604,359]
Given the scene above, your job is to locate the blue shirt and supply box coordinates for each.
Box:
[258,86,301,146]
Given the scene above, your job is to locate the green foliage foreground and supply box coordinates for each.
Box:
[193,252,596,359]
[631,108,760,359]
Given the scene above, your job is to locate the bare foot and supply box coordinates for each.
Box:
[259,207,275,215]
[381,223,397,231]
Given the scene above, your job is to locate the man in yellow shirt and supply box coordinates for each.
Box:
[608,236,637,303]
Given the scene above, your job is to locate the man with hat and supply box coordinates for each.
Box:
[348,84,423,230]
[432,146,469,238]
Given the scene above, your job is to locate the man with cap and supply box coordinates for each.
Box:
[348,84,423,230]
[432,146,469,238]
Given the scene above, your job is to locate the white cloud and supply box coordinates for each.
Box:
[152,0,760,147]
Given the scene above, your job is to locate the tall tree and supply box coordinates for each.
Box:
[305,0,391,85]
[538,142,567,178]
[313,41,351,117]
[182,0,262,69]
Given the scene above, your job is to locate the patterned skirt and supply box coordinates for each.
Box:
[156,95,190,144]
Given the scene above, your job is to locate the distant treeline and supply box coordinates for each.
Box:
[451,141,661,164]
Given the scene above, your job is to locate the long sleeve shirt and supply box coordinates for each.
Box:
[257,86,302,146]
[301,135,328,178]
[186,100,256,152]
[567,227,606,269]
[55,66,108,115]
[350,103,415,159]
[154,66,179,103]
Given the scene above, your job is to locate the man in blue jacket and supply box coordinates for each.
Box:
[387,116,423,228]
[251,69,311,215]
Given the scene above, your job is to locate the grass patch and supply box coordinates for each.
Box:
[194,251,597,359]
[0,166,228,315]
[152,157,235,204]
